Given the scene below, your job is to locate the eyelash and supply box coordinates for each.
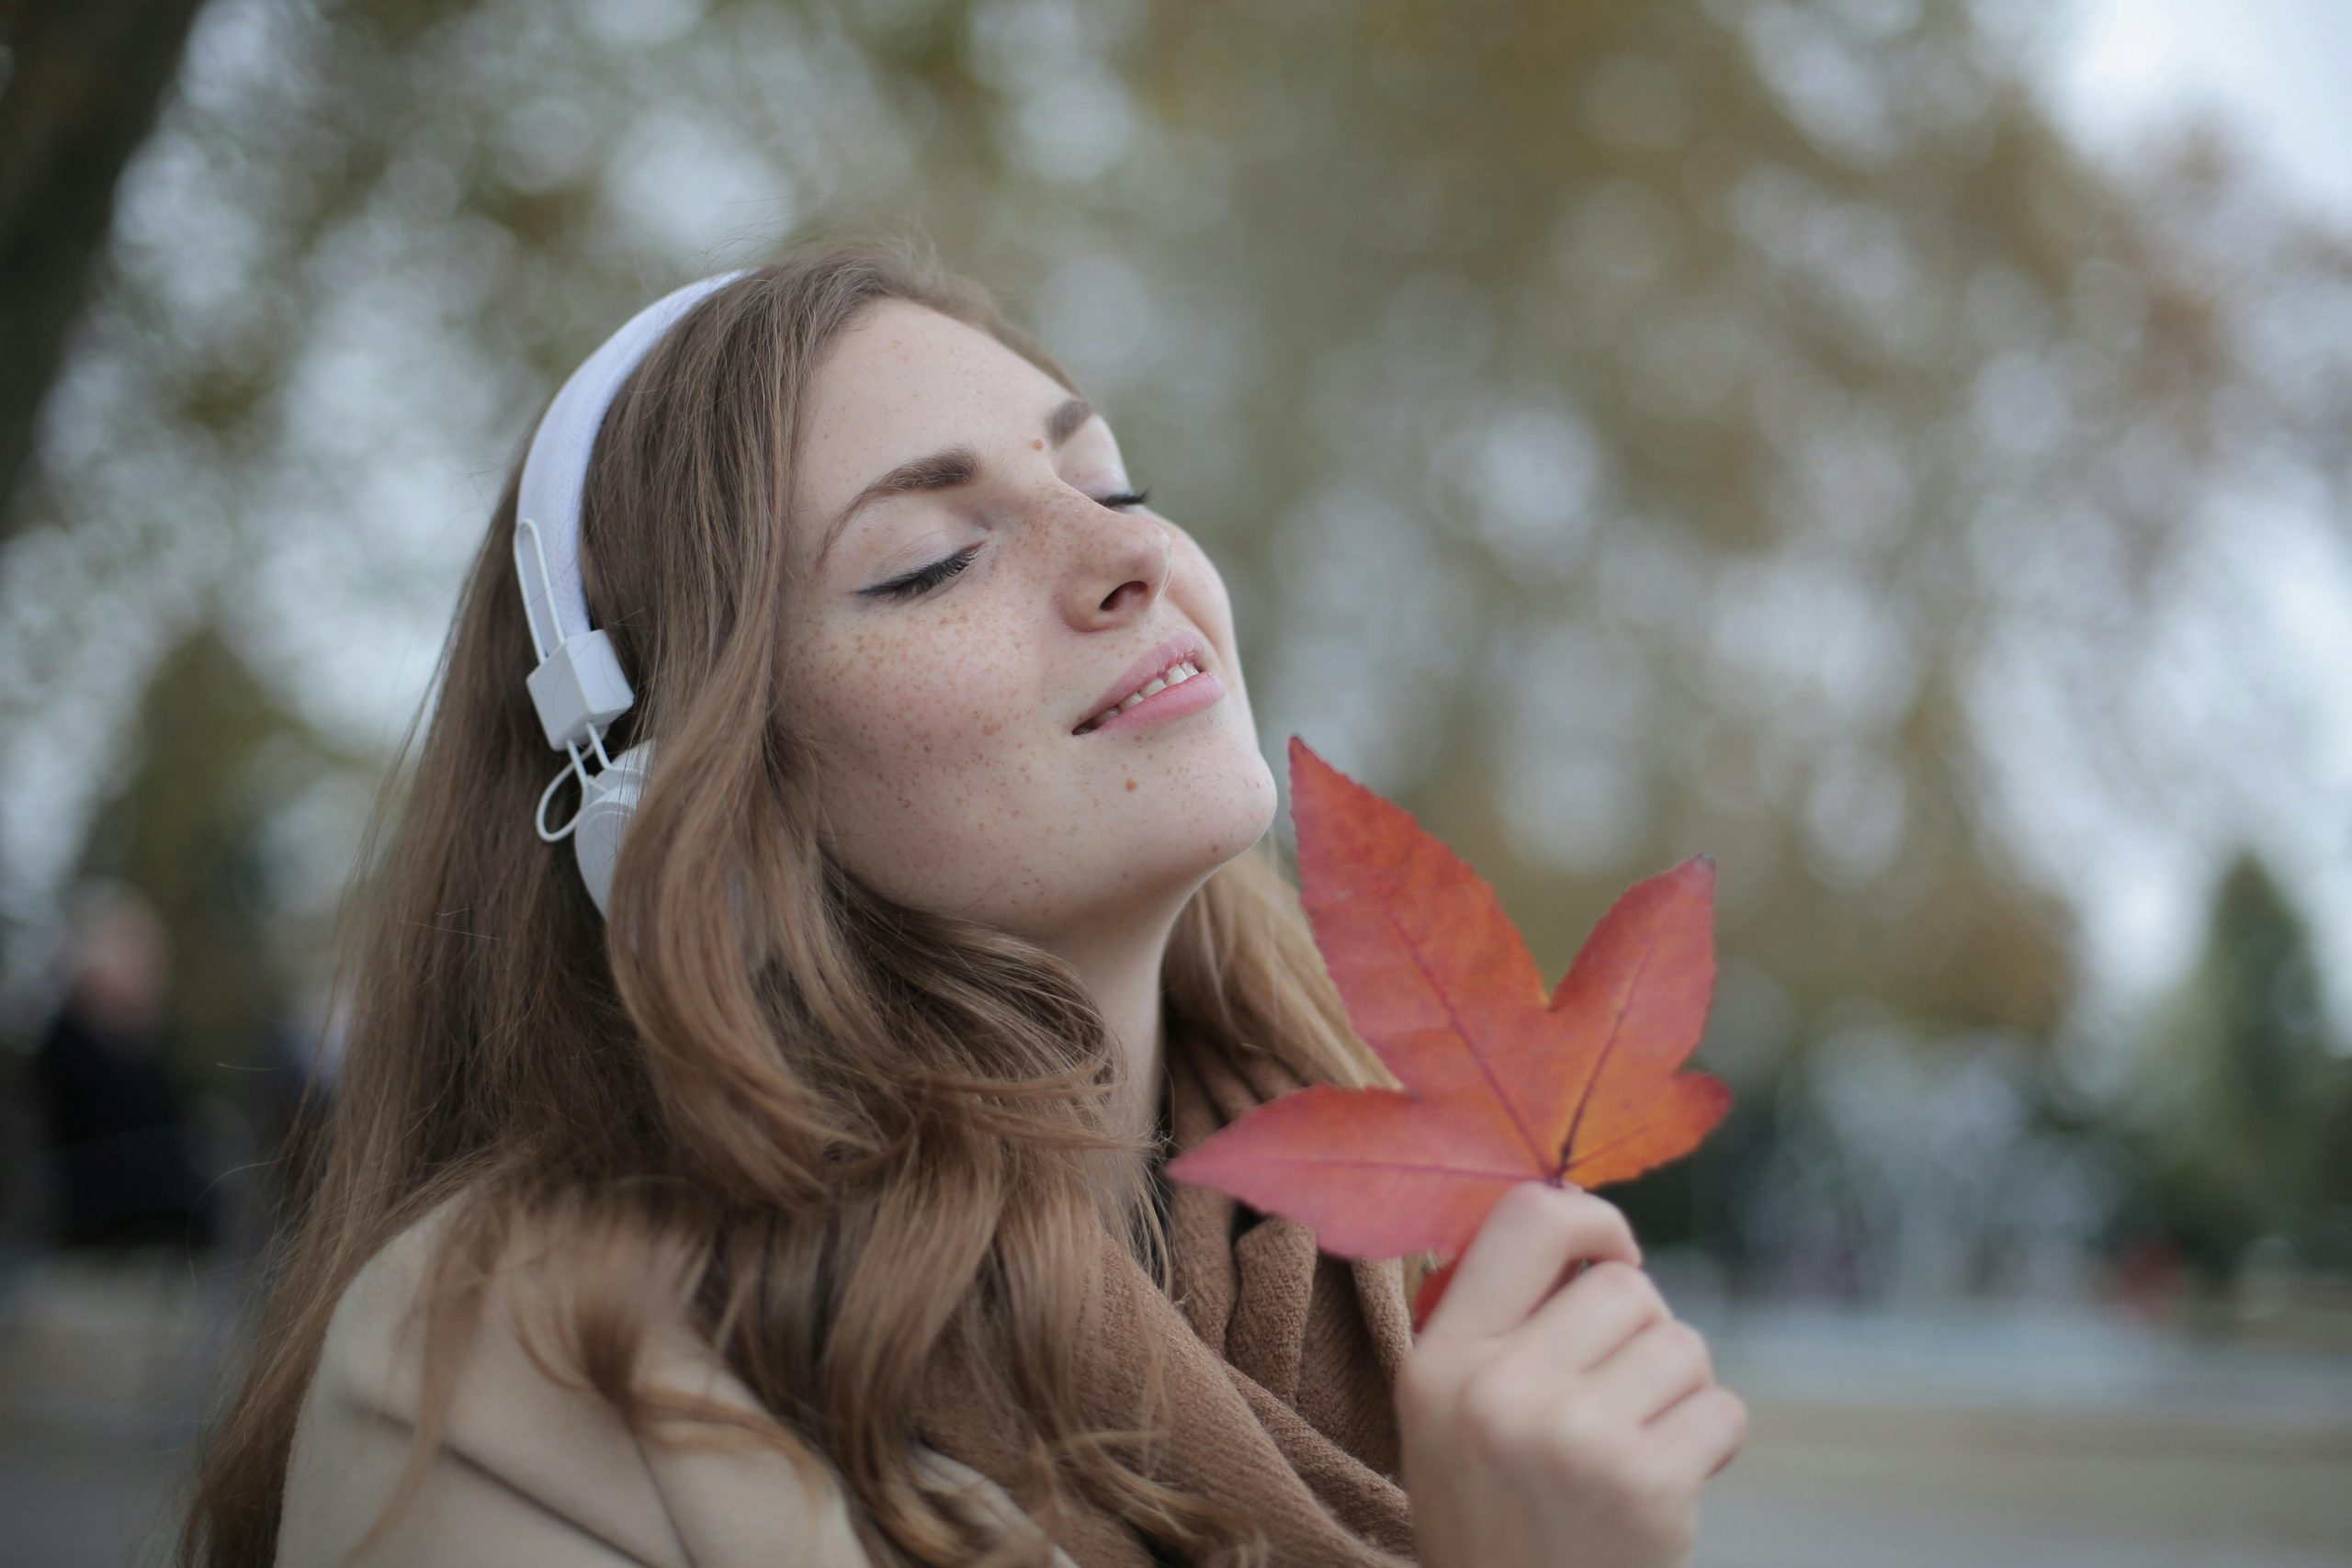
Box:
[869,489,1153,601]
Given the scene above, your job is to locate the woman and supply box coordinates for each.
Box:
[179,234,1746,1568]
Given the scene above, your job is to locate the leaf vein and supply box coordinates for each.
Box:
[1556,921,1662,1169]
[1385,904,1552,1173]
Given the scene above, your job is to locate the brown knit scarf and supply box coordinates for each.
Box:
[911,1024,1422,1566]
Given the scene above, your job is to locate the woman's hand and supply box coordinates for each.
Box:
[1394,1180,1748,1568]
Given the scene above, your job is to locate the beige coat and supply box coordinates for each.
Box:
[277,1200,1081,1567]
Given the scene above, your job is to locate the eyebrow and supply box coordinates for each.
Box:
[816,396,1098,568]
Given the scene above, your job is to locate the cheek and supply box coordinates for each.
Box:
[1173,543,1244,669]
[1171,527,1229,607]
[794,628,1068,912]
[808,626,1034,774]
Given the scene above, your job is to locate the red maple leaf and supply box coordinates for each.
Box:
[1166,737,1731,1329]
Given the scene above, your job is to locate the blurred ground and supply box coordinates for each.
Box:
[0,1248,237,1568]
[1690,1299,2352,1566]
[3,1251,2346,1568]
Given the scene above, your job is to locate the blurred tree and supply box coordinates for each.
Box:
[0,0,213,540]
[73,612,332,1093]
[2120,852,2351,1281]
[1125,0,2152,1041]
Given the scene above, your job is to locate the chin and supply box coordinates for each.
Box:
[1107,759,1277,891]
[1229,745,1281,845]
[1187,748,1282,870]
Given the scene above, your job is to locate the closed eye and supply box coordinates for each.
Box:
[861,488,1154,601]
[866,544,982,601]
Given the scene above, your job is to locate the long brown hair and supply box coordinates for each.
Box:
[179,231,1423,1568]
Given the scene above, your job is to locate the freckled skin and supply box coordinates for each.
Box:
[777,301,1278,1129]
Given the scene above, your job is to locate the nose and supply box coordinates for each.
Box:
[1047,484,1172,625]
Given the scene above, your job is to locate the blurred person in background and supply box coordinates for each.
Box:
[178,233,1744,1568]
[29,881,217,1255]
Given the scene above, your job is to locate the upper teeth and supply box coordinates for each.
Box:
[1083,660,1200,731]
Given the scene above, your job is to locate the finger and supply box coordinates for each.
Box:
[1577,1316,1713,1429]
[1515,1258,1669,1372]
[1643,1384,1748,1480]
[1420,1181,1642,1344]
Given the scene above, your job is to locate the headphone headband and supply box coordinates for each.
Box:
[511,269,748,915]
[514,270,748,660]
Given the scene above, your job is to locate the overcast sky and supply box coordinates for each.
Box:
[2028,0,2352,1026]
[2048,0,2352,233]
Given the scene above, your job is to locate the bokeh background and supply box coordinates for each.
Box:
[2,0,2348,1563]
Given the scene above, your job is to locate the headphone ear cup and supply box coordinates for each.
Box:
[572,740,656,919]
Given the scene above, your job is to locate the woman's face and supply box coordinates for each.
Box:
[778,300,1277,949]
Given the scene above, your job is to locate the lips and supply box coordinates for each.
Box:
[1073,630,1212,735]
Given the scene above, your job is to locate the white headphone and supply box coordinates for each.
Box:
[513,270,748,918]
